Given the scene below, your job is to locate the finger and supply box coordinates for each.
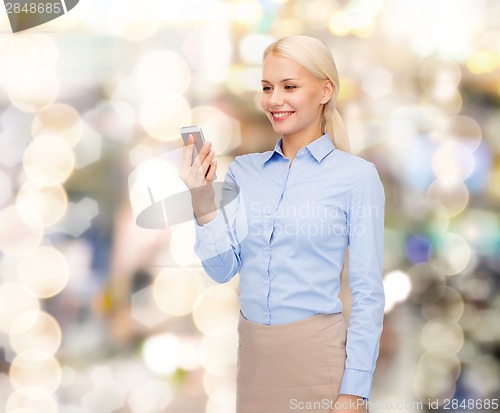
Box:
[197,148,215,178]
[205,159,217,182]
[182,134,195,169]
[192,140,212,170]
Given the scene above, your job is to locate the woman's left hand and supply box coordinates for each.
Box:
[331,394,368,413]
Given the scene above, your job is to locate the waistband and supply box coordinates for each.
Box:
[238,310,344,343]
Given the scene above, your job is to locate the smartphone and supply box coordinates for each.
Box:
[180,126,217,180]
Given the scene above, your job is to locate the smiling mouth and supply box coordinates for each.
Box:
[271,111,295,120]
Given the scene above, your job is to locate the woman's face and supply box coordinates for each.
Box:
[261,53,333,141]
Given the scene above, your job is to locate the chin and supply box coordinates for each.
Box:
[271,123,294,136]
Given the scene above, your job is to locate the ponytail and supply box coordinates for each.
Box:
[322,105,350,153]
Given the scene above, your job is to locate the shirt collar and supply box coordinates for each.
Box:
[263,133,336,165]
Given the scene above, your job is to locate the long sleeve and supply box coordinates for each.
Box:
[339,162,385,399]
[193,164,243,283]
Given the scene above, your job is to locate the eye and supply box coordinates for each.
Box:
[284,85,297,91]
[262,85,272,92]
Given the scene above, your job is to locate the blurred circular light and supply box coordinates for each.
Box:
[128,156,185,224]
[193,285,239,335]
[190,106,241,156]
[405,236,431,264]
[8,70,59,113]
[463,356,500,397]
[421,320,464,354]
[469,309,500,343]
[9,311,62,357]
[128,143,154,168]
[271,18,305,38]
[16,183,68,228]
[142,334,182,376]
[227,65,262,95]
[177,336,202,371]
[430,232,472,276]
[32,103,84,148]
[153,269,204,317]
[0,170,13,205]
[182,27,233,82]
[332,11,376,38]
[228,0,263,25]
[9,350,61,394]
[6,389,58,413]
[421,286,464,323]
[466,50,500,74]
[383,270,412,313]
[455,209,500,256]
[27,35,59,70]
[361,66,393,98]
[0,35,41,89]
[136,50,191,96]
[421,91,463,120]
[489,165,500,200]
[139,93,191,141]
[86,100,136,143]
[405,198,450,235]
[418,58,462,99]
[0,206,43,256]
[328,12,353,37]
[460,277,492,303]
[205,382,237,413]
[418,351,461,381]
[108,0,159,41]
[0,283,39,333]
[239,34,275,65]
[199,325,238,377]
[485,112,500,153]
[432,140,475,185]
[413,361,456,403]
[18,246,69,298]
[407,263,446,303]
[203,372,234,398]
[395,132,435,190]
[168,224,200,267]
[427,180,469,217]
[23,135,75,185]
[441,115,482,150]
[128,380,173,413]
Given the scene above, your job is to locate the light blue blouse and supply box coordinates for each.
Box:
[193,133,385,399]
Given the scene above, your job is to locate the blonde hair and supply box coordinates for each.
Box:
[263,35,350,153]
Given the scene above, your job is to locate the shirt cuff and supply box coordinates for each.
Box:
[193,209,229,261]
[193,208,224,232]
[339,368,374,400]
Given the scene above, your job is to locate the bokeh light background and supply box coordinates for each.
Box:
[1,0,500,412]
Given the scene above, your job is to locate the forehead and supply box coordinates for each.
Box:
[261,53,313,82]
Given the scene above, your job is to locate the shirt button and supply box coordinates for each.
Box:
[265,247,270,251]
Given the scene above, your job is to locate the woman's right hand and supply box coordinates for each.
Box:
[179,134,218,225]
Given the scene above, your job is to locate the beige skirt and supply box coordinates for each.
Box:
[236,311,347,413]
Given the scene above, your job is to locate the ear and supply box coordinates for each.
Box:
[320,79,335,104]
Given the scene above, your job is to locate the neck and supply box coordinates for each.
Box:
[281,129,323,162]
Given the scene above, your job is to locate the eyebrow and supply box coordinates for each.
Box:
[261,78,301,83]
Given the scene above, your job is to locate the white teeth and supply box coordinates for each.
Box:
[273,112,293,118]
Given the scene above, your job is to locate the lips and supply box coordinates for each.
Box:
[271,111,295,121]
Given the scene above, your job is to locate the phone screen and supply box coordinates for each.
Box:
[180,126,217,179]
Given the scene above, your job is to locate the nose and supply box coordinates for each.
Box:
[268,89,284,107]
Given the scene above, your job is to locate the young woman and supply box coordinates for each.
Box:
[180,35,385,413]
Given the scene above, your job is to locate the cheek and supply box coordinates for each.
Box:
[260,94,268,111]
[298,92,322,114]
